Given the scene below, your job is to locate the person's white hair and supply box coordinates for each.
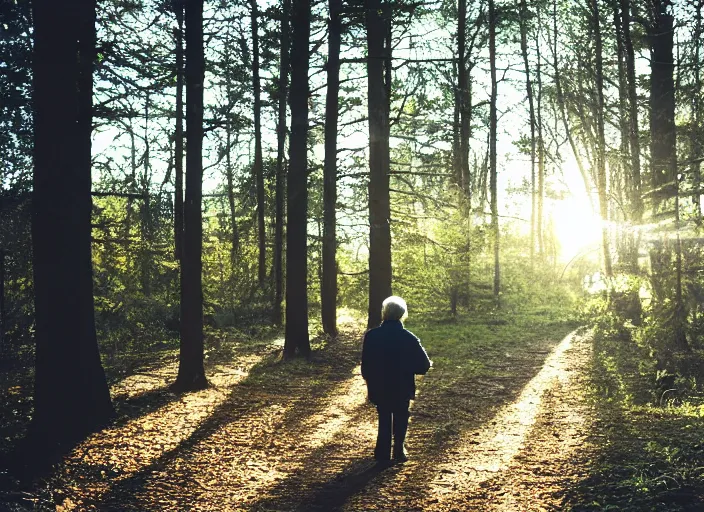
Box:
[381,295,408,322]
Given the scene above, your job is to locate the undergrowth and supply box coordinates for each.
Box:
[567,290,704,511]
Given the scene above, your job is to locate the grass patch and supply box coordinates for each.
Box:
[406,304,579,384]
[566,332,704,511]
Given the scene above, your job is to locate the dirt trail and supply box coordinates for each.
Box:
[29,328,594,511]
[424,331,595,512]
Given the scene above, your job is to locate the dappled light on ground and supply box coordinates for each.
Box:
[427,331,594,511]
[302,367,372,450]
[52,351,265,509]
[430,332,581,486]
[29,328,597,511]
[336,308,367,329]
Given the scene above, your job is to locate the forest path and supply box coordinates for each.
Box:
[38,325,594,511]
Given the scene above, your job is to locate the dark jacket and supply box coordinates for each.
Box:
[361,320,431,405]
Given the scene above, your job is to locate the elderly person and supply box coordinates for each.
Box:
[361,296,431,462]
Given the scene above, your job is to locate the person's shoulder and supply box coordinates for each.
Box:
[402,328,420,342]
[364,325,383,340]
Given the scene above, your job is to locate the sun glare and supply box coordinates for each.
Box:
[552,194,603,261]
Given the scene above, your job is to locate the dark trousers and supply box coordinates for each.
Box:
[374,400,410,460]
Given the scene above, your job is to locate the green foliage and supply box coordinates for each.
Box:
[403,298,578,423]
[569,325,704,511]
[336,249,368,313]
[583,261,704,402]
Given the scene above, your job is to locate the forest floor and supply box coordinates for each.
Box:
[2,311,703,510]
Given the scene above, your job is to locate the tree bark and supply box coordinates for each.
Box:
[251,0,266,287]
[0,250,4,346]
[649,2,676,193]
[592,0,613,278]
[125,128,137,268]
[519,0,536,265]
[613,0,639,269]
[284,0,311,358]
[691,0,702,224]
[452,59,461,187]
[649,0,686,350]
[32,0,114,447]
[367,0,393,328]
[613,2,630,201]
[140,94,152,297]
[535,6,545,258]
[173,0,208,391]
[273,0,291,326]
[489,0,500,303]
[457,0,471,197]
[225,120,239,264]
[174,0,185,262]
[621,0,643,222]
[224,32,239,264]
[321,0,342,337]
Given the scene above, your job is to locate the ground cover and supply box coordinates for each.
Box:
[0,306,627,511]
[563,332,704,512]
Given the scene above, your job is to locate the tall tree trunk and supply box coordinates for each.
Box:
[174,0,184,262]
[452,59,461,187]
[173,0,208,390]
[457,0,473,305]
[613,1,639,269]
[489,0,499,302]
[251,0,266,287]
[649,2,676,194]
[32,0,114,447]
[366,0,393,328]
[457,0,470,197]
[0,250,4,346]
[613,3,630,194]
[649,0,686,350]
[519,0,536,266]
[273,0,291,326]
[621,0,643,222]
[140,94,152,297]
[535,8,545,257]
[691,1,702,224]
[321,0,341,337]
[225,120,239,264]
[224,33,239,263]
[592,0,613,278]
[125,128,137,268]
[479,146,489,207]
[284,0,311,358]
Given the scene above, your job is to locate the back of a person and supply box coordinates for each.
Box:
[363,321,417,405]
[361,296,432,462]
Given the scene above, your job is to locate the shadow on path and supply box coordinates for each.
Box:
[92,334,365,511]
[246,402,386,512]
[296,460,398,512]
[111,386,180,427]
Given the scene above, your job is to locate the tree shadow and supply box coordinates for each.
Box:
[245,403,393,512]
[240,335,566,511]
[561,336,704,511]
[1,334,284,486]
[287,459,397,512]
[248,344,554,510]
[111,386,181,428]
[12,330,567,511]
[91,335,365,510]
